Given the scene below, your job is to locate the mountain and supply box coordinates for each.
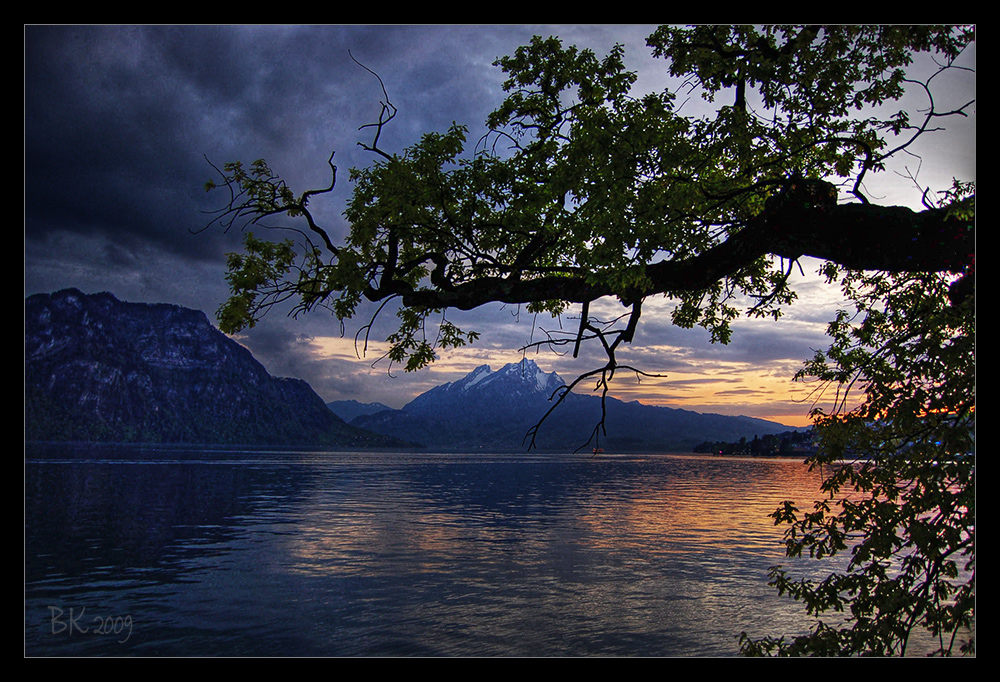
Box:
[326,399,393,423]
[24,288,401,447]
[351,359,798,452]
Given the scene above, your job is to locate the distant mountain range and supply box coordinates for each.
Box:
[326,399,393,423]
[25,288,799,452]
[346,359,798,452]
[24,289,402,447]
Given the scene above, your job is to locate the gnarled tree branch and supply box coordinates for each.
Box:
[389,202,973,312]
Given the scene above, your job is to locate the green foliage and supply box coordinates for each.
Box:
[740,183,975,656]
[217,233,296,333]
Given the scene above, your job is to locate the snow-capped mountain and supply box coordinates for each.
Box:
[350,359,797,452]
[404,360,564,414]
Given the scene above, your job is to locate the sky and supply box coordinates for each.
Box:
[23,25,976,428]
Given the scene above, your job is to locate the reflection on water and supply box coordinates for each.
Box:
[26,446,838,656]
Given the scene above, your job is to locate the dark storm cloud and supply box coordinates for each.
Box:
[26,26,234,261]
[27,28,318,254]
[24,25,563,273]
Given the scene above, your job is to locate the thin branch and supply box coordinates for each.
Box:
[351,51,397,161]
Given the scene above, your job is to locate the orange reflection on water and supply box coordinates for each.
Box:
[277,455,833,582]
[566,455,829,556]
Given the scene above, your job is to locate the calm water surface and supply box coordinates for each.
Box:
[25,445,838,656]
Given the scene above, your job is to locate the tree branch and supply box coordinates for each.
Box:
[389,202,973,311]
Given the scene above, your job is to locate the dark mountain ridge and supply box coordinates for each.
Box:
[24,288,399,447]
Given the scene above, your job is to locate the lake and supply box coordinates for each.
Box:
[25,445,840,657]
